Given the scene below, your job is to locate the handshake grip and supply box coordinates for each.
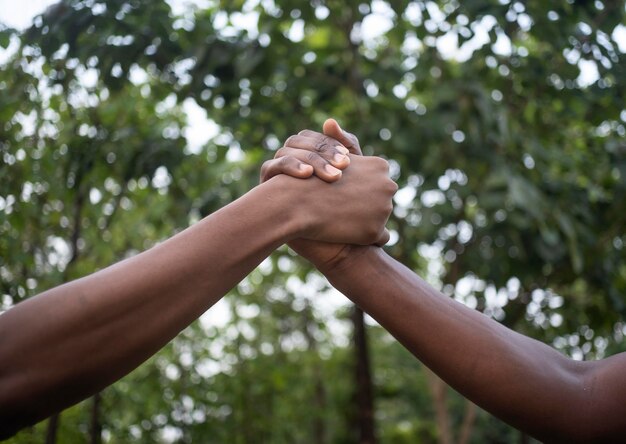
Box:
[262,153,397,270]
[259,121,396,269]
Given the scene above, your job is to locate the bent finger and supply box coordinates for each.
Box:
[323,118,362,155]
[260,156,314,183]
[283,133,350,163]
[277,139,350,169]
[276,147,344,182]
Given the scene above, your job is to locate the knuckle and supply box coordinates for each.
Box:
[325,135,340,146]
[260,159,276,181]
[278,156,292,168]
[275,147,288,158]
[377,157,390,170]
[347,132,359,146]
[315,136,330,152]
[306,151,322,163]
[260,161,270,176]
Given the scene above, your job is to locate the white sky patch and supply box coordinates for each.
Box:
[287,19,304,42]
[418,242,445,286]
[491,31,512,57]
[129,64,149,85]
[436,32,458,59]
[0,0,56,29]
[226,146,244,162]
[89,188,103,205]
[361,0,395,42]
[151,166,172,189]
[230,10,259,38]
[577,59,600,87]
[182,97,218,154]
[394,185,417,207]
[47,235,72,271]
[434,15,497,62]
[76,65,98,89]
[421,189,445,207]
[403,3,423,26]
[13,110,37,137]
[166,0,212,17]
[0,34,20,66]
[612,24,626,53]
[200,297,232,329]
[425,1,446,24]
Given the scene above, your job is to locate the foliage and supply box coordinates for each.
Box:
[1,0,625,442]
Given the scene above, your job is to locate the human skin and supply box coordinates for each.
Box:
[271,120,626,443]
[262,119,368,266]
[0,154,396,438]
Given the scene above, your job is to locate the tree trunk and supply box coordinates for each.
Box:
[425,368,453,444]
[310,365,327,444]
[458,399,477,444]
[44,413,59,444]
[351,306,376,444]
[90,392,102,444]
[303,302,327,444]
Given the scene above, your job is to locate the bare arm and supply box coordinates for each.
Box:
[322,246,626,442]
[281,119,626,442]
[0,156,396,437]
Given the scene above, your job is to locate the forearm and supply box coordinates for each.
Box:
[325,247,588,441]
[0,177,299,435]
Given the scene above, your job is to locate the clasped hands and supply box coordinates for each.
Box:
[260,119,397,273]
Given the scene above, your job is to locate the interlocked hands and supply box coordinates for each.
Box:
[260,119,397,272]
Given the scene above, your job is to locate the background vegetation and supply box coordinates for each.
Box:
[1,0,625,442]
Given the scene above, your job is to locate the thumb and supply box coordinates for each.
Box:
[323,118,362,155]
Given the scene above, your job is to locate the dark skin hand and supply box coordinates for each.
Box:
[0,151,396,438]
[273,119,626,443]
[261,119,373,269]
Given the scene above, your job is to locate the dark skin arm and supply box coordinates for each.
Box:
[0,154,396,438]
[278,119,626,443]
[324,247,626,443]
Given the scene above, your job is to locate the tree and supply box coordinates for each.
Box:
[1,0,624,442]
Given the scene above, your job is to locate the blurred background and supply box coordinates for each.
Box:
[1,0,625,443]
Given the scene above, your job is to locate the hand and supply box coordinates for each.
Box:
[260,128,352,183]
[289,120,375,271]
[261,119,395,272]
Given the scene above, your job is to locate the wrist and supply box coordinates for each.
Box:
[258,175,312,242]
[321,245,382,280]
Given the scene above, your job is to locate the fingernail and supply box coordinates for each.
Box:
[325,164,341,176]
[333,153,349,164]
[297,163,309,171]
[336,146,349,155]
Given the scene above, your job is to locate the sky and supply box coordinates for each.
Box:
[0,0,56,29]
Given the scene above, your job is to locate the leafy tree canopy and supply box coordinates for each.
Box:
[1,0,625,442]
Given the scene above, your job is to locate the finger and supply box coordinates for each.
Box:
[275,147,344,182]
[323,118,362,155]
[374,228,391,247]
[280,136,350,169]
[260,156,314,183]
[285,133,349,158]
[297,129,325,138]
